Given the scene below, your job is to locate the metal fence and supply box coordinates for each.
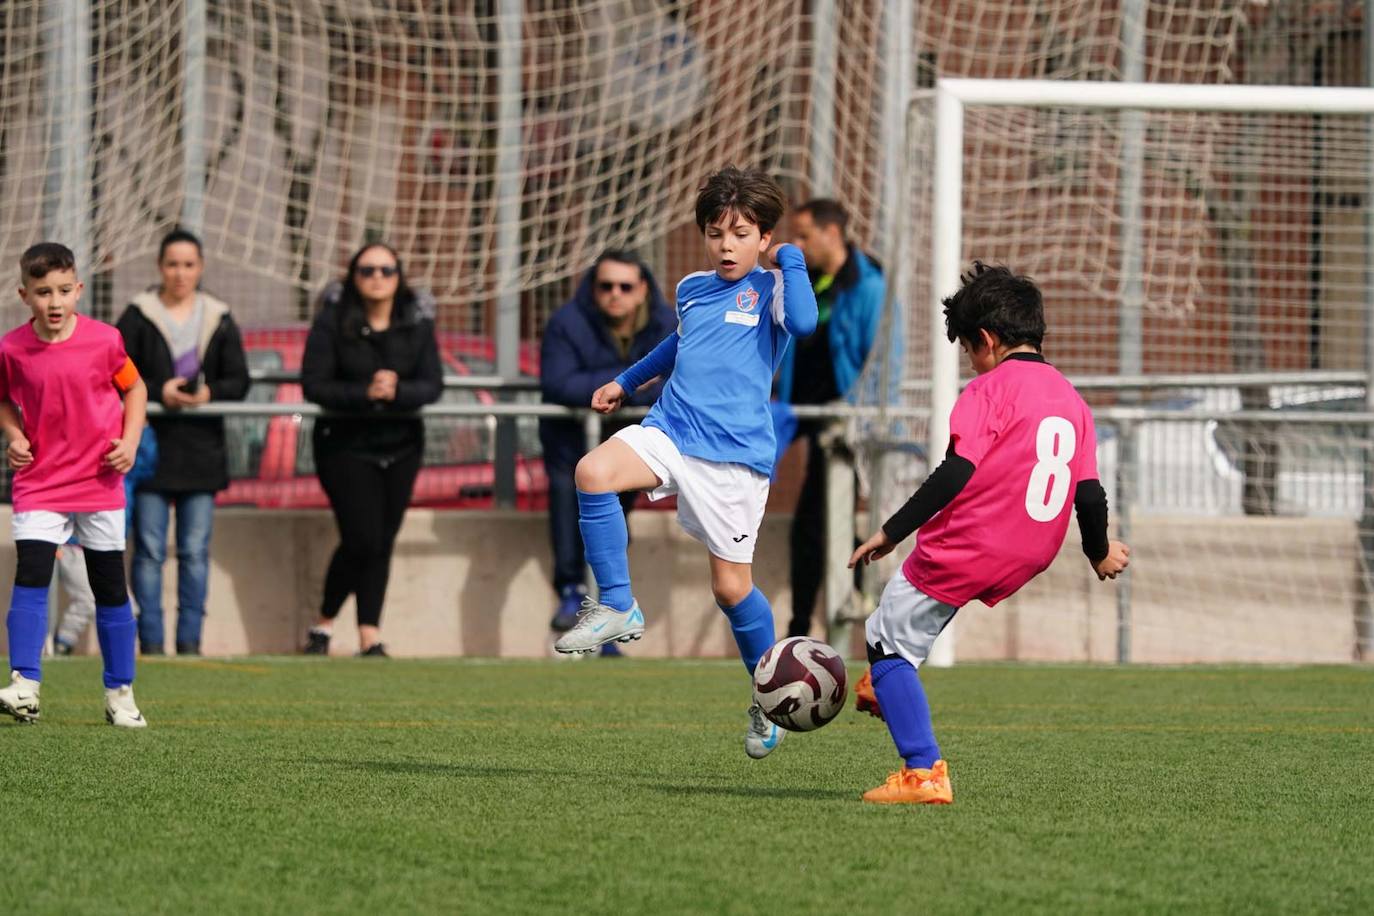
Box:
[63,372,1361,664]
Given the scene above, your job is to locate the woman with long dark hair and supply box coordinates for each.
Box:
[299,243,442,656]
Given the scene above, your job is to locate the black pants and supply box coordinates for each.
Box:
[548,460,636,592]
[788,431,828,637]
[787,430,862,638]
[316,448,422,628]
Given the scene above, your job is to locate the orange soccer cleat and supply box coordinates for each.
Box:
[854,666,883,720]
[861,760,953,805]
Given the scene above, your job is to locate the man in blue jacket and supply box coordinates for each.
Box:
[539,250,676,651]
[775,200,889,638]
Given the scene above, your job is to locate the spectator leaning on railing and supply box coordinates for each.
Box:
[538,249,675,653]
[299,242,442,658]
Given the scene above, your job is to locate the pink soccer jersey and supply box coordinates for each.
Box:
[902,355,1099,607]
[0,315,137,513]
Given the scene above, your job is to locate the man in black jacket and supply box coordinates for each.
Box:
[539,250,675,650]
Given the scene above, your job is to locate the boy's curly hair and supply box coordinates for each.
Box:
[942,261,1045,351]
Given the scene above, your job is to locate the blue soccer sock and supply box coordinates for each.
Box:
[719,586,774,675]
[7,585,49,682]
[577,489,634,612]
[871,656,941,769]
[95,601,137,689]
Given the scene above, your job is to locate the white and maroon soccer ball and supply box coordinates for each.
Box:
[751,636,849,732]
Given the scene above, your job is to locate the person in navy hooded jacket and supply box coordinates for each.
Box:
[539,250,676,648]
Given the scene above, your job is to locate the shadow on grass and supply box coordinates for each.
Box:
[304,757,563,779]
[304,757,856,800]
[648,782,855,801]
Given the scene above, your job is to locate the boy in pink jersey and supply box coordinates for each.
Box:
[848,262,1129,804]
[0,243,149,727]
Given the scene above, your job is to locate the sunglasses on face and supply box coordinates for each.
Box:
[597,280,638,294]
[356,265,399,278]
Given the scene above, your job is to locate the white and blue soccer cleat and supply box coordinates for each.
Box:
[745,702,784,759]
[104,685,147,729]
[553,597,645,655]
[0,670,40,723]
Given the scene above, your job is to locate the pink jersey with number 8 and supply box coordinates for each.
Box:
[902,355,1099,608]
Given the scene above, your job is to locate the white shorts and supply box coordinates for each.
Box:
[865,571,958,669]
[613,424,769,564]
[12,509,126,552]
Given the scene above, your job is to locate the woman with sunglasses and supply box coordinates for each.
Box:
[300,243,442,656]
[538,249,676,649]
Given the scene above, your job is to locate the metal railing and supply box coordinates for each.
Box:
[247,368,543,390]
[901,370,1369,392]
[137,381,1374,663]
[148,399,931,419]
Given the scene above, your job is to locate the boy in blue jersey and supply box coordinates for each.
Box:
[555,166,818,758]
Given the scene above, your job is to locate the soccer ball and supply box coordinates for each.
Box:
[752,637,848,732]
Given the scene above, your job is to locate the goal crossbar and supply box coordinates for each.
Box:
[939,79,1374,115]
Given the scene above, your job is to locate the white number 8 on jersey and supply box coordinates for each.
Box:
[1024,416,1076,522]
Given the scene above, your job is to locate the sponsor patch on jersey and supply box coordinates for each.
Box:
[735,288,759,312]
[725,311,760,327]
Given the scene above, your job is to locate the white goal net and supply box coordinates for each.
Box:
[3,1,1356,331]
[1,0,815,329]
[4,1,1374,662]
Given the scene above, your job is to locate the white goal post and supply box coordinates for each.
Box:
[920,79,1374,667]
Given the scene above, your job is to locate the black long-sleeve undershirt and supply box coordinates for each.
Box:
[880,443,976,544]
[879,445,1112,565]
[1073,478,1110,565]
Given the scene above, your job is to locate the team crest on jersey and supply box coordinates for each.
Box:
[735,288,759,312]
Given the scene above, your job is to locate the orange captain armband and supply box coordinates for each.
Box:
[112,357,141,394]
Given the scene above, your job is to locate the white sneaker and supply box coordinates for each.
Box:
[553,597,645,654]
[745,702,784,759]
[104,685,147,729]
[0,670,40,723]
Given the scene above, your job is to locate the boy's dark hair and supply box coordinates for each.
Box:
[942,261,1045,351]
[795,198,849,238]
[159,228,204,261]
[695,166,787,234]
[20,242,76,283]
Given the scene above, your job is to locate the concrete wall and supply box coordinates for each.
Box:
[0,507,794,660]
[0,508,1363,663]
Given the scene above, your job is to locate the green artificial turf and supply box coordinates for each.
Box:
[5,658,1372,914]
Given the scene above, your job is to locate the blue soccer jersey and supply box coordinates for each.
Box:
[615,244,817,475]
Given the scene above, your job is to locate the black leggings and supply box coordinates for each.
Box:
[315,449,422,628]
[15,540,127,605]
